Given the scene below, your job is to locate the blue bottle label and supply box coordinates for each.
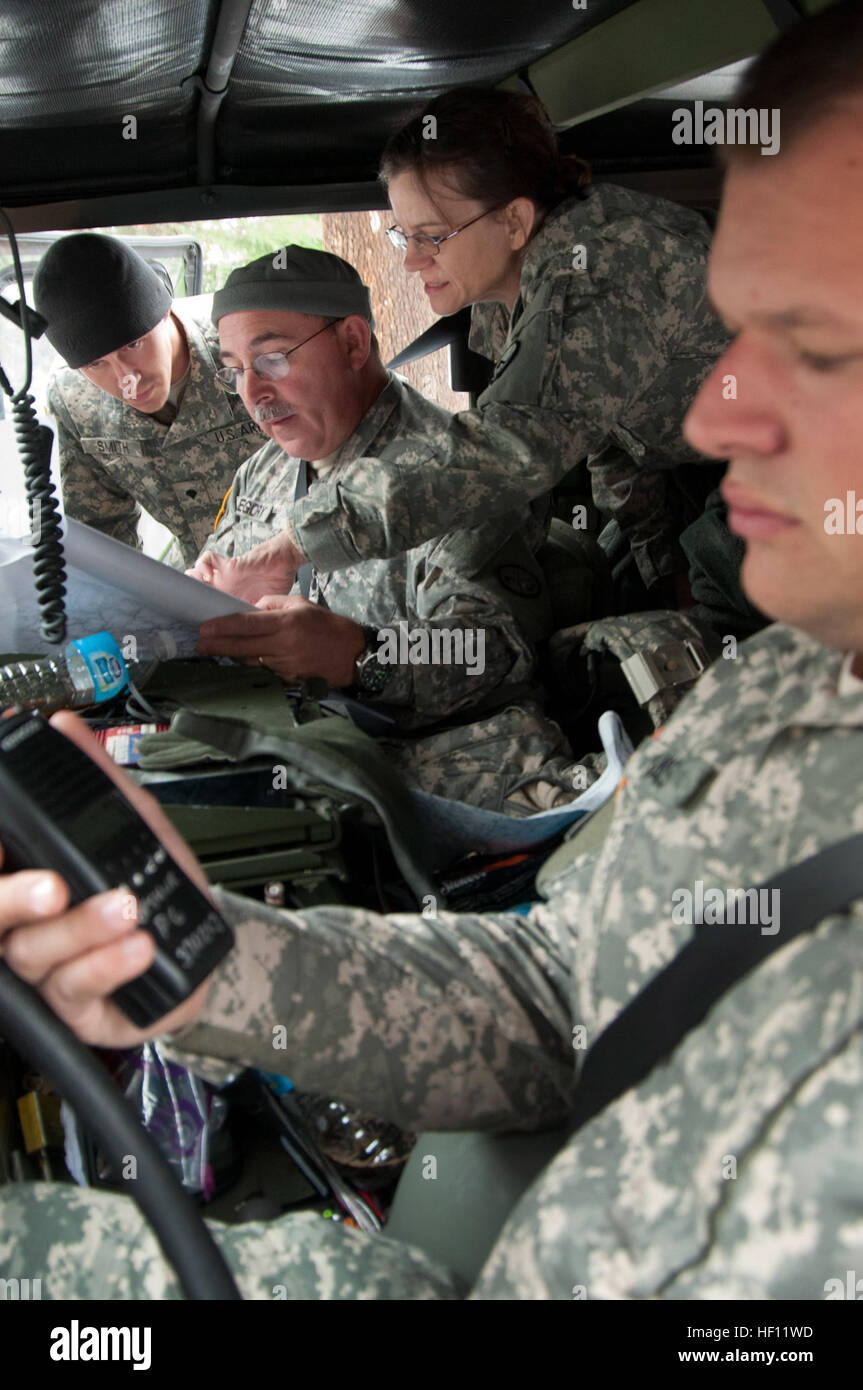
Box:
[66,632,128,702]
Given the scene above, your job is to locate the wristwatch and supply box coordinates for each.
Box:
[353,625,391,697]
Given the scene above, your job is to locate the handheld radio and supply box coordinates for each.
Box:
[0,710,233,1027]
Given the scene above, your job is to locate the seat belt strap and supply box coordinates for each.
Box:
[568,832,863,1136]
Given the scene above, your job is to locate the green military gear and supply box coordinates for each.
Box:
[47,302,266,567]
[161,702,439,905]
[126,658,420,903]
[162,800,345,903]
[289,185,729,588]
[548,608,721,744]
[132,658,322,770]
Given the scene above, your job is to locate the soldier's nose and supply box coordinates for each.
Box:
[116,368,141,395]
[684,369,785,461]
[403,244,432,273]
[684,335,788,461]
[239,375,269,414]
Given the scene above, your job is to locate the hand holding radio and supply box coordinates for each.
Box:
[0,711,225,1048]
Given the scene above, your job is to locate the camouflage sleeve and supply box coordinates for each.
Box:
[48,383,142,549]
[160,886,576,1134]
[290,215,725,575]
[290,292,686,573]
[290,402,580,572]
[370,535,540,725]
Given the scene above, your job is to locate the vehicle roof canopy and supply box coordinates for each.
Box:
[0,0,831,229]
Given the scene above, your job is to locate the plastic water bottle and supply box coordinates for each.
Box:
[0,631,129,714]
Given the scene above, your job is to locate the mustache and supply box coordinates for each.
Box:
[254,403,293,424]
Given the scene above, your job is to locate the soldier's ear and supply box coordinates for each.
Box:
[504,197,538,252]
[338,314,372,370]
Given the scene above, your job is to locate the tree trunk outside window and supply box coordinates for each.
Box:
[321,211,470,414]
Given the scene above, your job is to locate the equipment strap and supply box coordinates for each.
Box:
[171,707,440,907]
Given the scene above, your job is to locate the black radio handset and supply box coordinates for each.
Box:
[0,710,233,1027]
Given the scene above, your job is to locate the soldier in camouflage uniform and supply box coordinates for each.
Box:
[33,234,265,567]
[196,90,730,608]
[460,181,729,599]
[194,248,580,813]
[2,6,862,1301]
[204,365,552,737]
[4,618,860,1300]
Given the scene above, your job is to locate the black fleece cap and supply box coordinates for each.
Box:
[33,233,172,368]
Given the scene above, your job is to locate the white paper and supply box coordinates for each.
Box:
[0,516,254,656]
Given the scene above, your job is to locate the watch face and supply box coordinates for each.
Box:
[356,649,390,695]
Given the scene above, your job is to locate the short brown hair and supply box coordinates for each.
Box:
[724,0,863,163]
[379,88,591,214]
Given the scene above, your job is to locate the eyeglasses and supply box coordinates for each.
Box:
[214,318,342,393]
[385,206,504,257]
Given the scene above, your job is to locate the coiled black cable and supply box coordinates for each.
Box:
[13,392,67,643]
[0,207,67,643]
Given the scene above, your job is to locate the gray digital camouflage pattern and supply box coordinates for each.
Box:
[208,372,583,813]
[288,185,730,588]
[379,701,592,815]
[47,302,266,567]
[207,373,552,727]
[0,1186,462,1300]
[3,620,859,1298]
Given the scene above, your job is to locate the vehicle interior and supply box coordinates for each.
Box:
[0,0,835,1301]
